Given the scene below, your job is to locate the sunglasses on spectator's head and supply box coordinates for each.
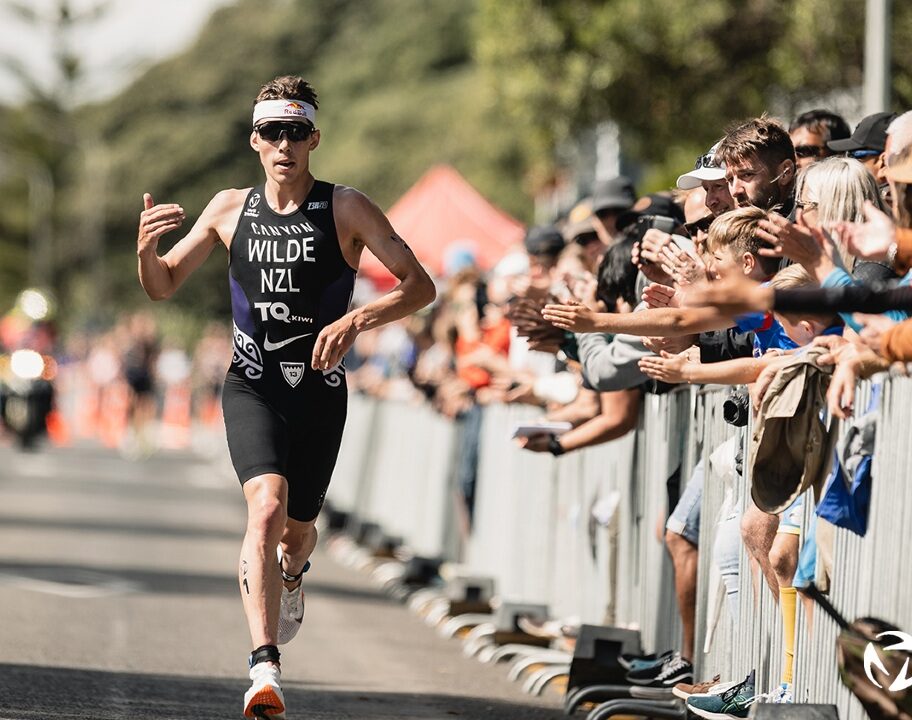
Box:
[694,151,719,170]
[256,122,314,143]
[684,215,714,237]
[794,144,827,159]
[849,149,881,160]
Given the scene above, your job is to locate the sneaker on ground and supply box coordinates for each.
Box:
[619,649,672,672]
[517,616,563,639]
[672,673,729,700]
[626,651,693,689]
[763,683,793,704]
[244,662,285,719]
[687,670,756,720]
[276,547,305,646]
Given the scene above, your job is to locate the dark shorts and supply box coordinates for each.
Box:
[221,368,348,522]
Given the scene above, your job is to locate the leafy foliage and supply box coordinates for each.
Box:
[475,0,908,191]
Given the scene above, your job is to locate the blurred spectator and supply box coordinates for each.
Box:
[827,111,897,190]
[122,312,160,455]
[788,109,851,170]
[590,175,637,243]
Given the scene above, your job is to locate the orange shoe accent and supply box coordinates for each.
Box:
[244,687,285,718]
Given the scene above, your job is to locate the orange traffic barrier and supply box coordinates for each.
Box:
[99,382,129,449]
[159,382,192,450]
[45,409,71,447]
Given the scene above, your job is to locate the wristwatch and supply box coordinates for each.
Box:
[548,434,566,456]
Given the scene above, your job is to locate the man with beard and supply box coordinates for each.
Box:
[716,116,797,214]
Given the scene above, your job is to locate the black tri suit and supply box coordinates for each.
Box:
[222,180,355,521]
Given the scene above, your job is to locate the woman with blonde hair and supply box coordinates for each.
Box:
[793,156,894,281]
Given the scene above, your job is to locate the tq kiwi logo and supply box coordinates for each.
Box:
[864,631,912,692]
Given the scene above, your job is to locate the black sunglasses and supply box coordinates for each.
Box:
[256,122,314,143]
[794,144,827,159]
[694,150,720,171]
[684,215,714,237]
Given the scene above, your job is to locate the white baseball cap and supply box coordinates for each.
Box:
[676,141,725,190]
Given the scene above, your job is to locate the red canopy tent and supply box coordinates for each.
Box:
[359,164,525,288]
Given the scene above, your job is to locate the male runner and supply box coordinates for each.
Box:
[136,75,436,719]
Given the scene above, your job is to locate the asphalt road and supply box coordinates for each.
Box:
[0,440,562,720]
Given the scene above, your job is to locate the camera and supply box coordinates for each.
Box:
[722,386,750,427]
[635,214,678,237]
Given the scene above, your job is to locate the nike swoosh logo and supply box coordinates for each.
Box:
[263,333,313,351]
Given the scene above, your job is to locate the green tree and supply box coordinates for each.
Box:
[0,0,108,313]
[474,0,907,192]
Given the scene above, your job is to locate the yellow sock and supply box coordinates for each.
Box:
[780,586,797,684]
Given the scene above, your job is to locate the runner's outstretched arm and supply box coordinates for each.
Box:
[137,190,237,300]
[311,188,436,370]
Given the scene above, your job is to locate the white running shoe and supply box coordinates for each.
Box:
[276,546,305,645]
[243,662,285,719]
[277,582,305,645]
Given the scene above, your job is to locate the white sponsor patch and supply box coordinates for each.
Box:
[307,201,328,210]
[280,362,305,388]
[244,192,261,218]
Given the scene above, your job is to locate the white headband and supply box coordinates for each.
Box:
[252,99,316,126]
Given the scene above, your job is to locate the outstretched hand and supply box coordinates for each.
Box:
[660,243,708,286]
[756,211,828,269]
[854,312,897,354]
[638,349,695,385]
[642,282,679,309]
[541,299,603,333]
[137,193,185,254]
[836,201,897,262]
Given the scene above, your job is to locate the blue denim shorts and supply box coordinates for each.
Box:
[666,459,704,546]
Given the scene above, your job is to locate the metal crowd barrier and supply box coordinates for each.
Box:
[328,377,912,717]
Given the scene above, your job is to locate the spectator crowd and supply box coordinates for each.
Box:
[338,107,912,717]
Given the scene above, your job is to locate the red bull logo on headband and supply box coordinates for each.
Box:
[253,99,315,126]
[283,102,308,116]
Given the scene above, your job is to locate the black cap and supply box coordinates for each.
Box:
[591,176,637,213]
[827,112,897,153]
[524,225,565,257]
[616,193,685,231]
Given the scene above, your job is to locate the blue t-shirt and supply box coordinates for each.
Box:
[734,312,797,357]
[734,312,844,357]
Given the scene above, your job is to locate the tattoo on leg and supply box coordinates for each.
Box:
[241,559,250,596]
[390,233,414,255]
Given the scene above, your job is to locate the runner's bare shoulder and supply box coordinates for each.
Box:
[207,188,253,248]
[331,185,388,239]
